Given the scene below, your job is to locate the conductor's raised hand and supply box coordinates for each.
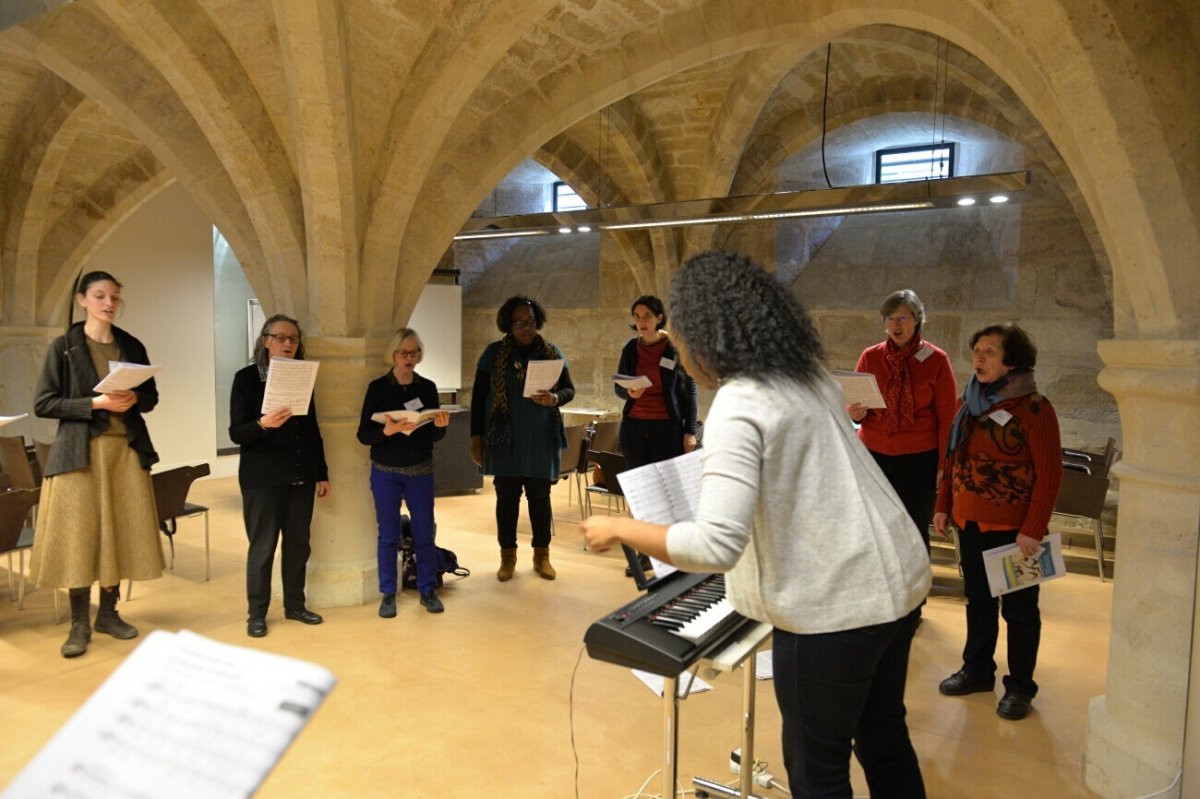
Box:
[259,406,292,429]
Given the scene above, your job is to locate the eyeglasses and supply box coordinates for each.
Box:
[885,315,911,325]
[396,349,421,359]
[265,333,300,345]
[511,320,537,330]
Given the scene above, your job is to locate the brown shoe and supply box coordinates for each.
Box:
[497,548,518,582]
[533,546,556,580]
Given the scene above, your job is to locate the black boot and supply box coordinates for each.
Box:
[94,585,138,640]
[61,587,92,658]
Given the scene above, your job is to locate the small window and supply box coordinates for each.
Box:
[876,144,955,184]
[553,181,587,212]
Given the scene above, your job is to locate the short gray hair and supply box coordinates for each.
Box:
[879,289,925,332]
[383,327,423,365]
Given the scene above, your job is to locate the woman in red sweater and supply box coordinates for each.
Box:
[849,290,957,549]
[933,323,1063,721]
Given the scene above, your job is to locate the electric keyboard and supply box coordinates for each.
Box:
[584,572,755,676]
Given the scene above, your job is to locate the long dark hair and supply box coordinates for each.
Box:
[669,250,825,384]
[253,313,306,369]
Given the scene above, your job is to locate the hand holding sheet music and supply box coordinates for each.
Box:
[830,370,886,409]
[262,357,319,415]
[94,361,162,393]
[613,373,652,390]
[982,532,1066,597]
[521,359,564,397]
[370,405,465,435]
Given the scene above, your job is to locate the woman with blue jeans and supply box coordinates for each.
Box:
[358,328,449,615]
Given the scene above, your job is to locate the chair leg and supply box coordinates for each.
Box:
[1093,518,1106,582]
[575,474,586,521]
[204,511,211,581]
[126,579,133,600]
[17,551,26,609]
[5,552,13,601]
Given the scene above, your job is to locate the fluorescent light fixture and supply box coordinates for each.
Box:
[453,171,1029,241]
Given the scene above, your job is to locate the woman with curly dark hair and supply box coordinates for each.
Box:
[933,323,1062,721]
[583,250,929,798]
[614,295,698,468]
[470,295,574,581]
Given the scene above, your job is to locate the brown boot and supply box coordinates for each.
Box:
[497,548,518,582]
[94,585,138,640]
[533,546,556,580]
[61,587,92,658]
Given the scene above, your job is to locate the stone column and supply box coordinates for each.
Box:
[0,325,60,442]
[1085,339,1200,799]
[296,334,387,608]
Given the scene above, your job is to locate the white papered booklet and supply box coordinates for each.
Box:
[370,404,466,434]
[615,448,706,580]
[94,361,162,393]
[982,532,1067,597]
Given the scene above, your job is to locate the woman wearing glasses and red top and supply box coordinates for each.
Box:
[848,290,957,550]
[357,328,450,616]
[230,315,330,638]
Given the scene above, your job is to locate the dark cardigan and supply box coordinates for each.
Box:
[613,336,699,435]
[34,322,159,477]
[229,363,329,490]
[356,370,446,468]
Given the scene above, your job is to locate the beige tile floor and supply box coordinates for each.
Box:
[1,475,1109,798]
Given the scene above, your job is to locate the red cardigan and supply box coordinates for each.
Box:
[935,392,1063,540]
[854,340,958,461]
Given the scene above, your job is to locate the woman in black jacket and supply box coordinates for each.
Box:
[357,328,449,616]
[614,295,699,469]
[30,270,164,658]
[230,314,330,638]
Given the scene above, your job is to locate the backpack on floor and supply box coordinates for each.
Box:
[398,514,470,590]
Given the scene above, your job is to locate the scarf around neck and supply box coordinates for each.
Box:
[882,333,924,432]
[487,333,558,445]
[946,369,1038,455]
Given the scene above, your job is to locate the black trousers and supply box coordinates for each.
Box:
[870,449,938,551]
[493,475,552,549]
[957,521,1041,697]
[619,417,684,469]
[242,483,315,619]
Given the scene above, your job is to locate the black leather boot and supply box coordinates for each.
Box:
[94,585,138,639]
[61,587,92,658]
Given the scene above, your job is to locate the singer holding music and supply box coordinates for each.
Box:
[583,250,931,799]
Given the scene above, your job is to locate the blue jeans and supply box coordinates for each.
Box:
[370,467,436,595]
[773,609,925,799]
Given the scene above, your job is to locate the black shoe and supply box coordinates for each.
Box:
[284,608,324,625]
[997,690,1034,720]
[938,670,995,696]
[420,592,444,614]
[379,594,397,618]
[247,618,268,638]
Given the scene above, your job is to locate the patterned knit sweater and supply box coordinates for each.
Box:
[935,392,1063,540]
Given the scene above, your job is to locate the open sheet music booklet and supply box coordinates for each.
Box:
[370,404,465,434]
[615,448,706,583]
[982,532,1067,597]
[1,630,336,799]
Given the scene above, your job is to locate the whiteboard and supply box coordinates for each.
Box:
[406,284,463,391]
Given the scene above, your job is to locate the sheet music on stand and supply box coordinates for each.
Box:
[1,630,336,799]
[616,448,706,580]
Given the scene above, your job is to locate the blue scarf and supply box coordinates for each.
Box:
[946,369,1037,454]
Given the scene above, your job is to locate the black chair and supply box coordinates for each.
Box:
[1062,437,1118,478]
[585,450,628,517]
[558,425,589,520]
[152,463,213,580]
[0,487,40,608]
[0,436,37,489]
[589,420,622,454]
[1053,465,1112,581]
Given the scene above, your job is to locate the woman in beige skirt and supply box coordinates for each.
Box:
[30,270,164,658]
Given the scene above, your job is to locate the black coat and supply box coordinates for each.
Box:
[229,363,329,490]
[34,322,159,477]
[613,337,699,434]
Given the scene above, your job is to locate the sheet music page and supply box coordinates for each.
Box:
[616,448,705,526]
[982,532,1067,597]
[521,359,564,397]
[612,373,652,390]
[830,370,887,409]
[1,630,335,799]
[369,405,466,435]
[631,668,713,697]
[93,362,162,393]
[261,357,319,415]
[0,413,28,427]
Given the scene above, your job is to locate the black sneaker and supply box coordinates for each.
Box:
[379,593,397,618]
[420,592,444,614]
[938,670,995,696]
[997,690,1034,720]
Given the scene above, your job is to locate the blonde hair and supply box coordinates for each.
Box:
[384,327,423,365]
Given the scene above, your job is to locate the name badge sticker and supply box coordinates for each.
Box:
[988,409,1013,426]
[660,357,677,370]
[914,345,933,362]
[404,398,424,411]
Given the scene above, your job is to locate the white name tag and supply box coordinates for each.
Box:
[914,345,933,362]
[988,409,1013,426]
[404,398,424,411]
[660,357,676,370]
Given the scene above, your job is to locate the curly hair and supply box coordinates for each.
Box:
[969,323,1038,371]
[253,313,306,368]
[495,295,547,333]
[669,250,825,384]
[629,295,667,330]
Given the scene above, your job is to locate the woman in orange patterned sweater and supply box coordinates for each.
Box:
[933,323,1063,721]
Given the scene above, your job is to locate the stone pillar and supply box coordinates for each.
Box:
[0,325,60,442]
[1085,339,1200,799]
[297,334,387,608]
